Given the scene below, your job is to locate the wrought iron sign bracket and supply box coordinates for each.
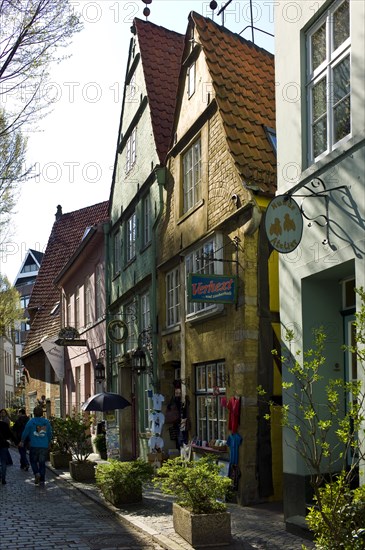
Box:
[285,177,349,249]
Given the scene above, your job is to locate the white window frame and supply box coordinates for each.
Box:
[126,127,137,173]
[196,361,226,442]
[74,287,80,330]
[182,137,201,213]
[141,291,150,333]
[307,0,351,163]
[113,230,121,275]
[142,193,151,247]
[95,263,103,320]
[126,212,137,263]
[84,275,92,326]
[166,267,180,328]
[187,62,196,98]
[185,233,223,320]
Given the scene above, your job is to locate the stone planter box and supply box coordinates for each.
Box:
[69,460,96,482]
[50,451,72,469]
[103,485,143,506]
[172,502,231,547]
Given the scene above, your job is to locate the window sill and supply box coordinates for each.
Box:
[186,304,224,325]
[162,324,181,336]
[177,199,204,225]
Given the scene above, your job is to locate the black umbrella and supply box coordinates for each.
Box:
[81,392,131,412]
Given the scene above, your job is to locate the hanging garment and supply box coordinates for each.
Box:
[227,432,242,465]
[227,396,241,434]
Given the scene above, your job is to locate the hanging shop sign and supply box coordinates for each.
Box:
[188,273,237,304]
[107,319,128,344]
[265,195,303,253]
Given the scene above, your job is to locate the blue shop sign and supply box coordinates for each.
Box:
[188,274,237,304]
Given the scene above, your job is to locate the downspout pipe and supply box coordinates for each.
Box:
[103,221,111,391]
[151,165,166,390]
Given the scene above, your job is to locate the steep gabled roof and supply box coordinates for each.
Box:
[22,201,109,358]
[134,18,184,164]
[13,248,44,287]
[191,12,276,195]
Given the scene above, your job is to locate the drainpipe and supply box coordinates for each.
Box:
[103,221,111,391]
[151,165,166,389]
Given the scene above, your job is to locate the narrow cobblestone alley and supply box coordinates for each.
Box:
[0,449,162,550]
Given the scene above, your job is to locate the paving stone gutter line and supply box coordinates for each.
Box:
[47,453,314,550]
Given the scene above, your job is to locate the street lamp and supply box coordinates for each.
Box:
[94,360,106,383]
[131,347,147,375]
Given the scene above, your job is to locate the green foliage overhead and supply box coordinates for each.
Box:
[0,1,83,240]
[0,274,23,334]
[153,456,233,514]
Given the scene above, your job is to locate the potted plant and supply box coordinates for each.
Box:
[95,459,153,506]
[65,413,96,481]
[49,416,72,469]
[94,433,107,460]
[153,455,233,547]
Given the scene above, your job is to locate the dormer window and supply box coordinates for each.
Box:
[187,62,196,98]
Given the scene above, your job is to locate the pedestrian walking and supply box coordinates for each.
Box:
[12,408,30,470]
[0,420,16,484]
[0,409,13,466]
[19,406,52,485]
[0,409,11,426]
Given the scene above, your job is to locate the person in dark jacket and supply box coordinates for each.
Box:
[0,420,16,484]
[12,409,30,470]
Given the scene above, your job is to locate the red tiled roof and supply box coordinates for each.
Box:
[191,12,276,195]
[134,18,184,164]
[22,201,109,358]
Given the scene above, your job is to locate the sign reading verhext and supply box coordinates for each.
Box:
[265,195,303,253]
[188,273,237,304]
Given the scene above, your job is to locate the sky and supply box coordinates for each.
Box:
[1,0,274,284]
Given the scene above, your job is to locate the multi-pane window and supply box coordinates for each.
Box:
[20,295,30,308]
[74,287,80,330]
[84,276,92,326]
[185,234,222,317]
[166,267,180,327]
[187,62,196,98]
[196,361,226,441]
[142,194,151,247]
[113,230,121,275]
[126,127,137,173]
[124,301,136,352]
[95,263,103,319]
[126,212,136,262]
[183,138,201,213]
[307,0,350,162]
[66,295,71,325]
[141,291,150,333]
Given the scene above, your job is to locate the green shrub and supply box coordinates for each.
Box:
[95,459,153,495]
[306,473,365,549]
[153,456,233,514]
[50,416,70,453]
[63,413,93,463]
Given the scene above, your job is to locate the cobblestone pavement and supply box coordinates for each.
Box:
[1,448,315,550]
[0,448,163,550]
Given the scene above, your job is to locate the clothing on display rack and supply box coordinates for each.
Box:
[227,396,241,434]
[152,393,165,412]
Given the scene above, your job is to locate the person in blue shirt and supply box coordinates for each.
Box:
[19,406,52,485]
